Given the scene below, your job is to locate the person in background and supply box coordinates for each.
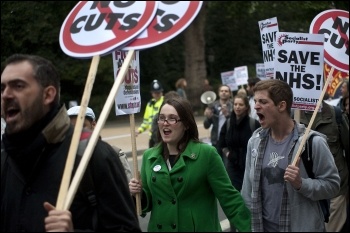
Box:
[136,79,164,148]
[241,79,340,232]
[202,78,214,92]
[218,93,260,191]
[203,84,233,163]
[299,97,349,232]
[236,87,248,97]
[218,93,260,232]
[201,78,214,110]
[1,54,141,232]
[246,77,261,121]
[67,105,132,182]
[175,78,187,99]
[129,97,251,232]
[342,95,350,232]
[151,91,181,145]
[337,79,349,111]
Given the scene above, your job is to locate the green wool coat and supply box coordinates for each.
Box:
[140,140,251,232]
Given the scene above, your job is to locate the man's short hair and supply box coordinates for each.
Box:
[4,54,60,106]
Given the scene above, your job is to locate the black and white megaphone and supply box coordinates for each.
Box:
[201,91,217,105]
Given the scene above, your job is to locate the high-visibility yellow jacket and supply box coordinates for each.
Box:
[138,96,164,136]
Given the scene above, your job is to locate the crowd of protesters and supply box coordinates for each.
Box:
[1,53,348,232]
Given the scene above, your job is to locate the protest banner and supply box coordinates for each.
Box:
[256,63,266,80]
[221,70,237,91]
[234,66,249,87]
[258,17,279,79]
[123,1,203,50]
[112,49,142,213]
[60,1,158,58]
[309,9,349,98]
[274,32,324,111]
[323,63,349,98]
[112,51,141,115]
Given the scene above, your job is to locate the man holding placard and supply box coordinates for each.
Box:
[241,79,340,231]
[0,54,141,232]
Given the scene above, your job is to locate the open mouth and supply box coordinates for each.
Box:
[5,107,20,122]
[163,129,171,136]
[257,113,265,122]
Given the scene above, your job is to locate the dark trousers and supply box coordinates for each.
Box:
[225,160,244,232]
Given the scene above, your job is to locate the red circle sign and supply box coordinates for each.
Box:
[59,1,158,58]
[309,9,349,72]
[122,1,203,51]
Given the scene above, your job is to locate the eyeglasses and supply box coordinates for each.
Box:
[157,116,182,125]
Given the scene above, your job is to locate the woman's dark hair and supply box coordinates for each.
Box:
[233,93,251,115]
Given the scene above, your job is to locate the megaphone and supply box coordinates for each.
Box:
[201,91,217,105]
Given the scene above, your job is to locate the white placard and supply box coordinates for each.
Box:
[221,70,238,91]
[112,50,141,115]
[258,17,279,79]
[274,32,324,111]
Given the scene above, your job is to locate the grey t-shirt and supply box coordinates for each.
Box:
[261,133,293,231]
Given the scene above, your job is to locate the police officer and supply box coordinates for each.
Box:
[136,80,164,148]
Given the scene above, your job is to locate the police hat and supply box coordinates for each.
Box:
[150,80,163,92]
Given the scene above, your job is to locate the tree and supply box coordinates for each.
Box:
[1,1,348,119]
[184,2,207,113]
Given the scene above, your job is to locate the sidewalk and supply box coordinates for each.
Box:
[100,115,208,157]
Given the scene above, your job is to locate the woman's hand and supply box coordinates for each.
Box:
[129,178,143,196]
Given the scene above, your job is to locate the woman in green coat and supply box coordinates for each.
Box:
[129,97,251,232]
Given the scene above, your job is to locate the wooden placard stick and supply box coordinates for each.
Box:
[291,67,334,166]
[129,113,142,215]
[63,50,135,210]
[56,55,100,210]
[294,109,300,123]
[126,56,142,214]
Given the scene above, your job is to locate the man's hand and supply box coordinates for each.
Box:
[284,157,302,190]
[204,107,213,118]
[221,104,229,117]
[44,202,74,232]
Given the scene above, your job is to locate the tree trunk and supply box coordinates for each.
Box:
[184,2,207,115]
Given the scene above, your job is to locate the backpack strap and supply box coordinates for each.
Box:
[301,135,315,178]
[75,129,98,230]
[300,134,330,223]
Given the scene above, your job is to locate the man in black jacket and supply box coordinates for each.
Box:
[1,54,141,232]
